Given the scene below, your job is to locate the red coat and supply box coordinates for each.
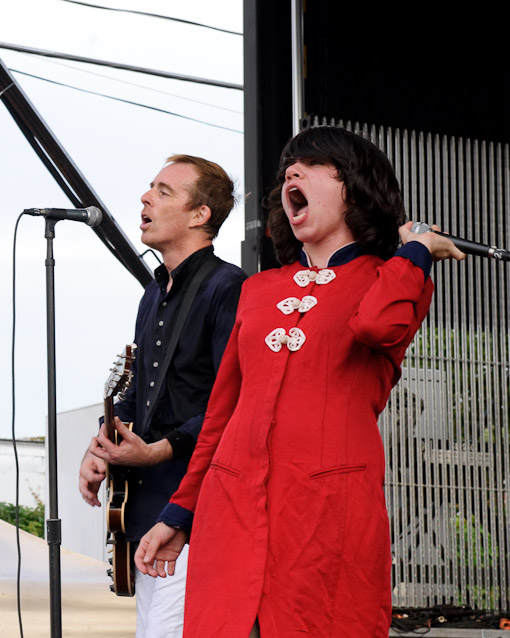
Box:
[172,252,433,637]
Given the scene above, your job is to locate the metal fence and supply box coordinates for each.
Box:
[310,116,510,611]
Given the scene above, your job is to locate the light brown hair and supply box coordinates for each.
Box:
[166,154,237,238]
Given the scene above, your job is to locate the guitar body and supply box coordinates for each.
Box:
[104,344,136,597]
[106,426,133,534]
[107,531,133,597]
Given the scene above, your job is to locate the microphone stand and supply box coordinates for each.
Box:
[44,217,62,638]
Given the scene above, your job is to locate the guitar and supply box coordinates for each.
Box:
[104,343,137,597]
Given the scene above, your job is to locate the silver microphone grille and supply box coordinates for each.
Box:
[410,221,432,234]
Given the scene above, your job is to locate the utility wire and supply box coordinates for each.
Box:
[58,0,243,36]
[11,68,243,133]
[0,42,243,91]
[26,55,243,115]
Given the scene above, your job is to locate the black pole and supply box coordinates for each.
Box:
[0,58,154,289]
[44,218,62,638]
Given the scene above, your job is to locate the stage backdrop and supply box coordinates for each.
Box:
[304,118,510,612]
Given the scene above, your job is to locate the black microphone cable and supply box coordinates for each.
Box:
[11,212,25,638]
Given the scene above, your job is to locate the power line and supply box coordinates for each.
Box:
[58,0,243,36]
[22,54,243,115]
[0,42,243,91]
[11,68,243,134]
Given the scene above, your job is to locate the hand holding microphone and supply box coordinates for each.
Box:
[400,221,466,261]
[401,221,510,262]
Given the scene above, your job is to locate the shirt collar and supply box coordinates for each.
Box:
[154,245,215,294]
[298,242,361,268]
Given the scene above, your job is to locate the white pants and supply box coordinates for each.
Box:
[135,543,189,638]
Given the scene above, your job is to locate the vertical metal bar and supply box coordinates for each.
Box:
[463,137,477,607]
[491,141,504,610]
[410,129,427,602]
[499,143,510,610]
[436,134,450,604]
[415,130,426,602]
[486,141,500,607]
[392,126,407,607]
[402,127,420,607]
[478,140,492,607]
[290,0,304,136]
[447,134,460,604]
[427,132,442,606]
[422,131,436,605]
[455,136,469,606]
[471,139,484,607]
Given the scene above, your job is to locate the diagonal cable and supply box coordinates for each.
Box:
[58,0,243,36]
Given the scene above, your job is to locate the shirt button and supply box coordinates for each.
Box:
[153,362,159,367]
[150,381,155,387]
[156,340,162,346]
[159,321,164,326]
[162,302,167,306]
[146,400,150,406]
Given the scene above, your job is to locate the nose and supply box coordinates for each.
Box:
[285,162,304,181]
[141,188,153,206]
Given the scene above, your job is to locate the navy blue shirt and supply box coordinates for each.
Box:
[115,245,247,541]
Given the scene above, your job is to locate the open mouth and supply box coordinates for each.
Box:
[141,213,152,225]
[287,186,308,220]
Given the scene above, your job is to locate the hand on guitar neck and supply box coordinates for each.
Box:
[91,417,174,467]
[79,414,175,507]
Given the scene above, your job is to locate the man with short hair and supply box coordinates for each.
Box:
[79,154,247,638]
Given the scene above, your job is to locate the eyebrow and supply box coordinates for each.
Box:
[151,180,176,195]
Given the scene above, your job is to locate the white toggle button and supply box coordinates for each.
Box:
[265,327,306,352]
[293,269,336,287]
[287,327,306,351]
[276,295,318,315]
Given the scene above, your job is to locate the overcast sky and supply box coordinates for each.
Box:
[0,0,244,439]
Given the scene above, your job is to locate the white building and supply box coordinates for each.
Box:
[0,437,45,508]
[0,403,108,562]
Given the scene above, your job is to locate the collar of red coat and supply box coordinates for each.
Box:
[299,241,432,280]
[299,242,362,268]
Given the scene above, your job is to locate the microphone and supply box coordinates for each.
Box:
[411,222,510,262]
[23,206,103,227]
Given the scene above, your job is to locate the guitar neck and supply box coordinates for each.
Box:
[104,396,115,443]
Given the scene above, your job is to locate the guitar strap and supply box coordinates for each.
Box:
[142,252,222,433]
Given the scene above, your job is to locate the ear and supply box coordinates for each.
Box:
[189,205,211,229]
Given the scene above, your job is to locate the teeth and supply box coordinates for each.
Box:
[293,211,307,222]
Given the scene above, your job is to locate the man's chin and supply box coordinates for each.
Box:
[140,231,154,247]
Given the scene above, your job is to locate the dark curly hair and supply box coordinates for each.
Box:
[267,126,406,264]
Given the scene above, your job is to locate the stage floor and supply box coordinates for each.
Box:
[2,520,506,637]
[0,520,136,637]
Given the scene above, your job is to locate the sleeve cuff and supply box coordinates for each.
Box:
[157,503,194,535]
[394,242,432,280]
[165,430,196,460]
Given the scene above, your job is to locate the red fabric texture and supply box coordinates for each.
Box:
[171,254,433,637]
